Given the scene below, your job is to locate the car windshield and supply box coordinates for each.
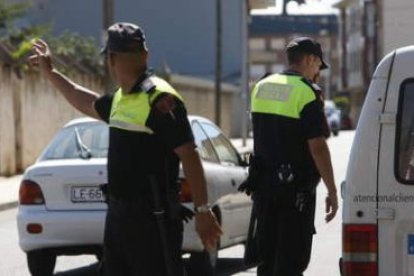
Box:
[39,122,109,161]
[325,106,336,116]
[324,100,338,112]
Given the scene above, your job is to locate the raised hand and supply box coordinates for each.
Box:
[28,39,53,73]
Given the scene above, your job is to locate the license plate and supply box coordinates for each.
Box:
[71,186,105,203]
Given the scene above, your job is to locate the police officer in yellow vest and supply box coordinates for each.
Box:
[243,37,338,276]
[30,22,222,276]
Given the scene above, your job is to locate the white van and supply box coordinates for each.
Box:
[342,46,414,275]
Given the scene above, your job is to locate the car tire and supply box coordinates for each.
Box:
[27,250,56,276]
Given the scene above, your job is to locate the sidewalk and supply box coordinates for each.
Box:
[0,175,22,211]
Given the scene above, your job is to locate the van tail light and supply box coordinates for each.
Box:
[342,224,378,276]
[19,180,45,205]
[179,178,193,203]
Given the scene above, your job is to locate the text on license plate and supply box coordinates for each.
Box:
[71,186,105,203]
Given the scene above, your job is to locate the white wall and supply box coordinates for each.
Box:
[0,69,17,175]
[382,0,414,56]
[0,69,240,176]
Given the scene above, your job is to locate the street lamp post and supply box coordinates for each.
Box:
[102,0,114,92]
[215,0,222,127]
[102,0,114,30]
[241,0,250,146]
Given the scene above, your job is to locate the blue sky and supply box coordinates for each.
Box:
[252,0,341,15]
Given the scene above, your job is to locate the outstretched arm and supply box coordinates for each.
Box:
[29,39,101,120]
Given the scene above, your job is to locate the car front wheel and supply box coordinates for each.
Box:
[27,250,56,276]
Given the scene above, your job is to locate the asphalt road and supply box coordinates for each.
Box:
[0,131,354,276]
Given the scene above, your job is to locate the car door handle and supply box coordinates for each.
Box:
[231,179,236,187]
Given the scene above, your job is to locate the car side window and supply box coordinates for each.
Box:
[200,122,240,166]
[191,122,219,163]
[396,80,414,183]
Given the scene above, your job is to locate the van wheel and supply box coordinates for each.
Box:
[27,250,56,276]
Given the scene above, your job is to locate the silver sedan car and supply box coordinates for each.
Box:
[17,116,252,275]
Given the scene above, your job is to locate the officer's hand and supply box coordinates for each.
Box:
[325,192,338,223]
[180,205,194,223]
[28,39,53,73]
[195,211,223,252]
[238,179,253,196]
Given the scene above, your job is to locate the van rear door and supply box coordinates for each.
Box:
[378,46,414,276]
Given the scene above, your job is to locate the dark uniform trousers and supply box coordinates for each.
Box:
[254,175,316,276]
[101,196,185,276]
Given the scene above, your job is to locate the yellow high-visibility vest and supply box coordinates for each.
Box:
[110,76,183,134]
[251,73,316,119]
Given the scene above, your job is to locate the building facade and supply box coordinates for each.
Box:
[248,14,340,99]
[26,0,246,83]
[336,0,414,124]
[335,0,373,123]
[381,1,414,56]
[16,0,256,137]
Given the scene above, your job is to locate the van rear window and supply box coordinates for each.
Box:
[396,80,414,183]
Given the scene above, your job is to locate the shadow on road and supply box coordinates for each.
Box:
[52,258,256,276]
[54,263,99,275]
[215,257,255,276]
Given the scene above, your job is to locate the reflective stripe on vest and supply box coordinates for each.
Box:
[251,74,316,119]
[109,76,183,134]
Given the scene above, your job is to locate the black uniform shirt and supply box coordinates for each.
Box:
[94,76,194,200]
[252,70,329,180]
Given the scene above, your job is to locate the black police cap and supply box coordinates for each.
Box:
[101,22,146,54]
[286,37,329,70]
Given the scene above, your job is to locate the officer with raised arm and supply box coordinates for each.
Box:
[29,22,222,276]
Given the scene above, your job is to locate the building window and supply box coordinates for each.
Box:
[191,122,219,163]
[249,38,266,50]
[270,38,285,50]
[250,64,266,79]
[201,122,240,166]
[271,64,285,74]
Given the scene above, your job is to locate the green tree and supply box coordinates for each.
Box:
[0,0,29,29]
[47,31,104,77]
[0,0,44,71]
[0,0,104,77]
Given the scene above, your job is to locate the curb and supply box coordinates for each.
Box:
[0,201,18,212]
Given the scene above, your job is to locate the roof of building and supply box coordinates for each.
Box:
[249,14,339,36]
